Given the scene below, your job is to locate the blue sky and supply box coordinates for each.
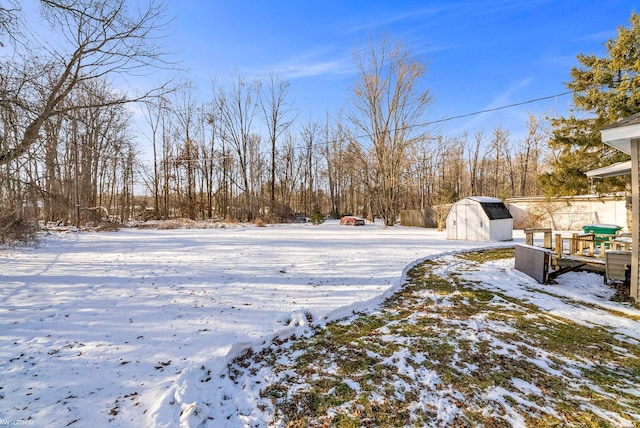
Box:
[160,0,636,140]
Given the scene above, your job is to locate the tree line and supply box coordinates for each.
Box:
[1,1,637,239]
[10,68,550,227]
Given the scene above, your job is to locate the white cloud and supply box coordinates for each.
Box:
[461,78,534,130]
[344,5,453,35]
[575,30,617,43]
[261,48,354,79]
[273,59,352,79]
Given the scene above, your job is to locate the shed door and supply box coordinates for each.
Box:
[457,204,468,240]
[465,204,481,241]
[456,203,480,241]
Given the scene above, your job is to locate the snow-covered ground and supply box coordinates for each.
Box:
[4,222,637,427]
[1,221,516,427]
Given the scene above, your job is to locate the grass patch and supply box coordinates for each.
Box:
[227,248,640,427]
[456,247,515,263]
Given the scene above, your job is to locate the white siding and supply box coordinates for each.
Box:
[489,218,513,241]
[446,197,513,242]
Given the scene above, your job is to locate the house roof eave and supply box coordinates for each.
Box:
[601,113,640,154]
[585,160,632,178]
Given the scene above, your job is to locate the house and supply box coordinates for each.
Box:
[600,113,640,301]
[446,196,513,242]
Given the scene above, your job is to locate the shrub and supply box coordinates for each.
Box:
[0,210,39,245]
[310,207,325,225]
[95,222,121,232]
[224,215,238,225]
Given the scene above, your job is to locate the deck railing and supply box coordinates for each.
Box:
[553,232,631,259]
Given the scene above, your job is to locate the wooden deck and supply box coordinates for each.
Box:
[556,254,605,265]
[522,228,628,282]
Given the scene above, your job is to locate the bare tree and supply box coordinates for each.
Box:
[276,131,302,216]
[322,116,349,218]
[200,103,217,219]
[300,119,320,214]
[484,125,512,198]
[214,76,260,221]
[0,0,168,165]
[348,36,433,225]
[172,81,200,220]
[141,95,171,219]
[260,74,296,219]
[517,114,547,196]
[466,131,484,196]
[0,0,20,47]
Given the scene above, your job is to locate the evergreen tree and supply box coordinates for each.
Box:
[540,12,640,196]
[309,206,325,225]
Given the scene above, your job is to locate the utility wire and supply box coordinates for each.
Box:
[318,89,575,149]
[418,90,575,127]
[341,78,632,145]
[139,81,612,162]
[195,87,575,157]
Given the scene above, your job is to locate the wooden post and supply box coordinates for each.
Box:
[525,228,552,248]
[579,236,585,255]
[543,230,552,249]
[570,233,577,255]
[525,230,533,246]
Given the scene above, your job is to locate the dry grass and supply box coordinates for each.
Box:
[226,248,640,427]
[224,216,239,225]
[94,222,121,232]
[0,210,39,246]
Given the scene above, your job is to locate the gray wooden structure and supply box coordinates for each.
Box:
[605,251,632,284]
[515,244,552,284]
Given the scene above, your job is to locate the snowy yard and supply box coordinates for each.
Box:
[1,221,505,427]
[2,222,639,427]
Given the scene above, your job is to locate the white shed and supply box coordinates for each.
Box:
[446,196,513,242]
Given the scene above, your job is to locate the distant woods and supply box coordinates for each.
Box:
[8,2,636,234]
[106,69,551,225]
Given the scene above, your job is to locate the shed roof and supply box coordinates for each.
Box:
[480,202,513,220]
[468,196,503,204]
[459,197,513,220]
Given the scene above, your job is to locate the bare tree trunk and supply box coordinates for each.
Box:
[348,36,433,226]
[518,114,547,197]
[214,76,260,221]
[301,120,320,214]
[142,98,167,219]
[260,74,295,220]
[467,131,483,196]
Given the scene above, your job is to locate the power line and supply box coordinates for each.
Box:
[315,89,575,149]
[180,79,620,154]
[194,88,570,155]
[342,78,631,144]
[419,90,575,127]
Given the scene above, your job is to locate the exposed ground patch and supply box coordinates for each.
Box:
[227,248,640,427]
